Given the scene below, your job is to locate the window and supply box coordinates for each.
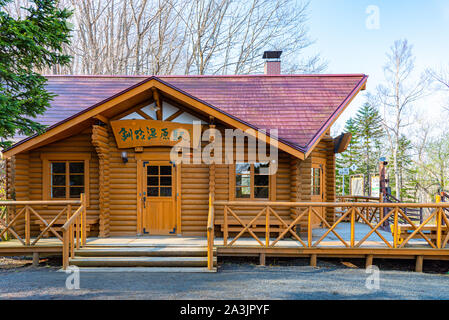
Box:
[311,167,321,196]
[235,162,270,200]
[42,154,90,204]
[147,165,173,197]
[51,161,85,199]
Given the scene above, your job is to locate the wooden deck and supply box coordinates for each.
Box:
[2,222,449,263]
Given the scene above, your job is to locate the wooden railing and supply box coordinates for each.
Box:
[61,194,87,269]
[207,193,215,270]
[337,196,382,225]
[213,201,449,250]
[0,198,83,246]
[0,194,86,270]
[0,206,7,241]
[384,193,423,224]
[337,195,380,202]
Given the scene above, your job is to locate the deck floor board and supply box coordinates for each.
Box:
[0,222,441,256]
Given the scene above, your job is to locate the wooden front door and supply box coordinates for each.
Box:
[311,159,326,227]
[143,161,177,235]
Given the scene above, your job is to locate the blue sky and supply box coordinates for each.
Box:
[302,0,449,130]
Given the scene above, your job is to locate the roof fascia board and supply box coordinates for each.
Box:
[304,75,368,159]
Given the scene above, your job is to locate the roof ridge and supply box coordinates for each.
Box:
[44,74,367,78]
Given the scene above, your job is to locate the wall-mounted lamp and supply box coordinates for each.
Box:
[121,151,128,164]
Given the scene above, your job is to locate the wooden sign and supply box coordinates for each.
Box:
[110,120,200,149]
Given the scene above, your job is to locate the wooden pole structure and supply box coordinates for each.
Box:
[366,254,373,268]
[310,254,317,267]
[416,255,424,272]
[25,206,30,246]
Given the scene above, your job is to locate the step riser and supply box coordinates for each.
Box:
[71,261,209,268]
[70,259,217,268]
[70,245,216,269]
[75,251,209,257]
[65,267,217,273]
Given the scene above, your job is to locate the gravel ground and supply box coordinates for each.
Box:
[1,257,449,300]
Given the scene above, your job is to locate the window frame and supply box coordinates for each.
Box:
[42,153,90,205]
[146,164,174,198]
[311,160,325,199]
[311,166,322,196]
[231,162,273,201]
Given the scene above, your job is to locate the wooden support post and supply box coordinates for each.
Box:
[63,231,69,270]
[416,255,424,273]
[76,215,80,250]
[308,207,312,248]
[224,206,228,246]
[393,208,399,248]
[32,252,39,267]
[437,208,442,249]
[25,206,30,246]
[350,207,355,247]
[310,254,317,267]
[366,254,373,269]
[82,194,87,246]
[265,207,270,247]
[260,253,266,266]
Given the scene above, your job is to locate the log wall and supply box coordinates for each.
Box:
[8,129,100,237]
[290,134,336,228]
[5,123,337,238]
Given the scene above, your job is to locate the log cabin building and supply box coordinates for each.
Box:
[1,54,369,270]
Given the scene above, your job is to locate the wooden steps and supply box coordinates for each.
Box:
[68,245,217,272]
[75,246,209,257]
[67,267,217,273]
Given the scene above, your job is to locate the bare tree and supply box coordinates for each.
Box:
[427,66,449,111]
[376,39,428,200]
[7,0,325,75]
[181,0,326,75]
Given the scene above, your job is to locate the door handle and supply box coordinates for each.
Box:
[143,196,146,208]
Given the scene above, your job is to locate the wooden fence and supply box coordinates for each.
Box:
[211,201,449,250]
[0,194,87,269]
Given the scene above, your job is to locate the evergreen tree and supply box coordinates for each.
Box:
[353,103,385,195]
[336,118,361,195]
[388,135,413,200]
[0,0,72,149]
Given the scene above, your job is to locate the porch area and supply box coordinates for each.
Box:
[2,196,449,272]
[1,223,449,272]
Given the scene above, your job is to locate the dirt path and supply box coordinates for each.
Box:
[1,257,449,300]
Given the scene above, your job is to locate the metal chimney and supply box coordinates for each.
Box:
[263,51,283,75]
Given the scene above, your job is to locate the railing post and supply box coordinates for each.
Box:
[393,207,399,248]
[265,206,270,247]
[308,206,312,248]
[62,230,69,270]
[350,207,355,247]
[81,193,87,246]
[437,207,442,249]
[76,215,80,250]
[224,205,228,246]
[207,193,215,271]
[25,206,30,246]
[67,204,72,258]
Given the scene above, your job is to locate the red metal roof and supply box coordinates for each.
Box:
[11,74,367,154]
